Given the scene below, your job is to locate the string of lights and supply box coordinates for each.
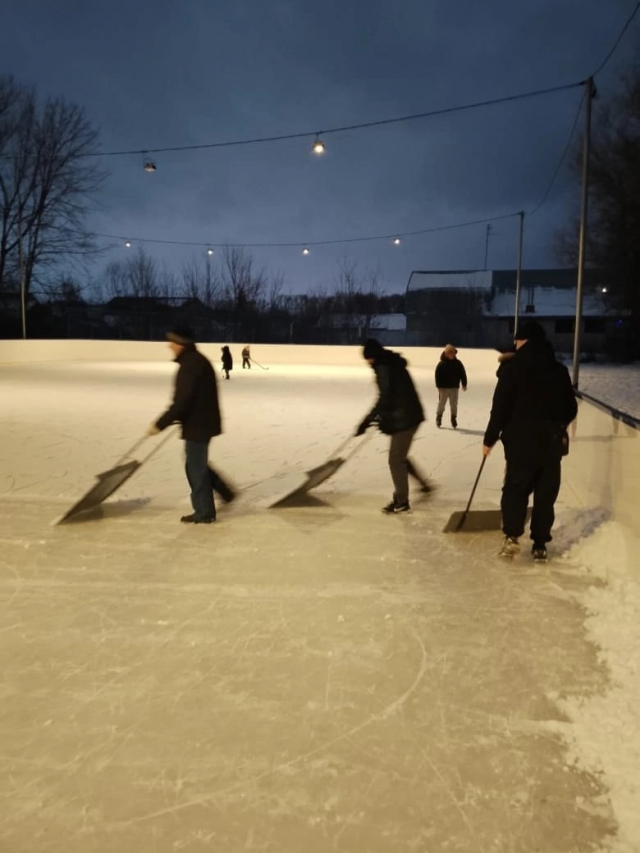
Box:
[86,211,525,255]
[108,4,638,164]
[89,80,585,160]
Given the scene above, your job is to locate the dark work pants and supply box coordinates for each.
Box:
[501,454,562,544]
[242,357,251,369]
[388,426,423,504]
[185,441,234,521]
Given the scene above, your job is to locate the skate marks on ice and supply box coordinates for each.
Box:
[0,362,621,851]
[0,497,618,852]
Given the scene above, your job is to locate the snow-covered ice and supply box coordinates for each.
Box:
[0,351,638,852]
[575,363,640,421]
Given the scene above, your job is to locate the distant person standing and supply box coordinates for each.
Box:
[148,325,235,524]
[435,344,467,429]
[482,320,577,562]
[221,345,233,380]
[355,338,429,513]
[242,345,251,369]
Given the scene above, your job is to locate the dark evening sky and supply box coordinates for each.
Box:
[2,0,638,293]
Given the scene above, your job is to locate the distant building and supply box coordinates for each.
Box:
[406,268,615,352]
[315,313,406,346]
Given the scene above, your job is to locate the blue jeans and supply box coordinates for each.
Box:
[185,441,216,521]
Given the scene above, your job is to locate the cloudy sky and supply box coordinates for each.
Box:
[2,0,638,294]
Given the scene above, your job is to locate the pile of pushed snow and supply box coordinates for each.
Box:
[555,522,640,852]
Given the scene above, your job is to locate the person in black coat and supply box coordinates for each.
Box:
[482,320,577,560]
[221,346,233,380]
[148,326,235,524]
[434,344,468,428]
[356,338,429,513]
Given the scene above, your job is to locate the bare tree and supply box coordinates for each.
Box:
[266,270,286,312]
[126,246,158,297]
[0,74,106,297]
[334,256,361,314]
[219,245,267,338]
[220,245,265,309]
[554,64,640,353]
[95,246,158,300]
[157,260,178,299]
[181,254,222,306]
[96,259,128,301]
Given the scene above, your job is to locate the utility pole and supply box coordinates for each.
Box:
[572,77,596,389]
[514,212,525,332]
[483,223,492,271]
[18,219,26,339]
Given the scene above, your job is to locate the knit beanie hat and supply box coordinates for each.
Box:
[166,325,195,345]
[363,338,385,360]
[513,320,546,342]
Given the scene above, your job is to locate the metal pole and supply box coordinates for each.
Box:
[572,78,595,389]
[514,212,525,332]
[483,224,492,271]
[18,223,26,339]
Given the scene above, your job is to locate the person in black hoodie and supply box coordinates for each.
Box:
[148,326,235,524]
[482,320,577,561]
[356,338,429,513]
[221,345,233,380]
[435,344,468,428]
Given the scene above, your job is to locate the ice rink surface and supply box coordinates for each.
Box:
[0,355,627,851]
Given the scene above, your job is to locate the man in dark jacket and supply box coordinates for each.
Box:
[148,326,234,524]
[356,338,428,513]
[482,320,577,561]
[435,344,468,428]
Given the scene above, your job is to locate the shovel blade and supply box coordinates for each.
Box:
[443,508,531,533]
[56,461,141,524]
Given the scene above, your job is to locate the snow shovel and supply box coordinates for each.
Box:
[443,456,496,532]
[54,427,178,525]
[268,432,373,507]
[443,457,532,533]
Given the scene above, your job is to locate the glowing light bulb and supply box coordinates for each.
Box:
[312,136,326,155]
[207,248,214,256]
[302,247,310,255]
[393,237,401,245]
[125,240,131,248]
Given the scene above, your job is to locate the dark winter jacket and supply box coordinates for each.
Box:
[156,345,222,441]
[364,349,425,435]
[221,347,233,371]
[435,354,468,389]
[483,340,577,463]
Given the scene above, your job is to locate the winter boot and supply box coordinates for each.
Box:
[180,513,215,524]
[498,536,520,558]
[436,416,442,428]
[451,416,458,429]
[531,543,548,563]
[382,499,411,514]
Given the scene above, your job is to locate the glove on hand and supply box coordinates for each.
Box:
[355,419,370,437]
[146,424,161,437]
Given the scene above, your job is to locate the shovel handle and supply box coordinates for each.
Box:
[116,426,179,466]
[116,435,150,465]
[140,426,179,463]
[463,456,487,515]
